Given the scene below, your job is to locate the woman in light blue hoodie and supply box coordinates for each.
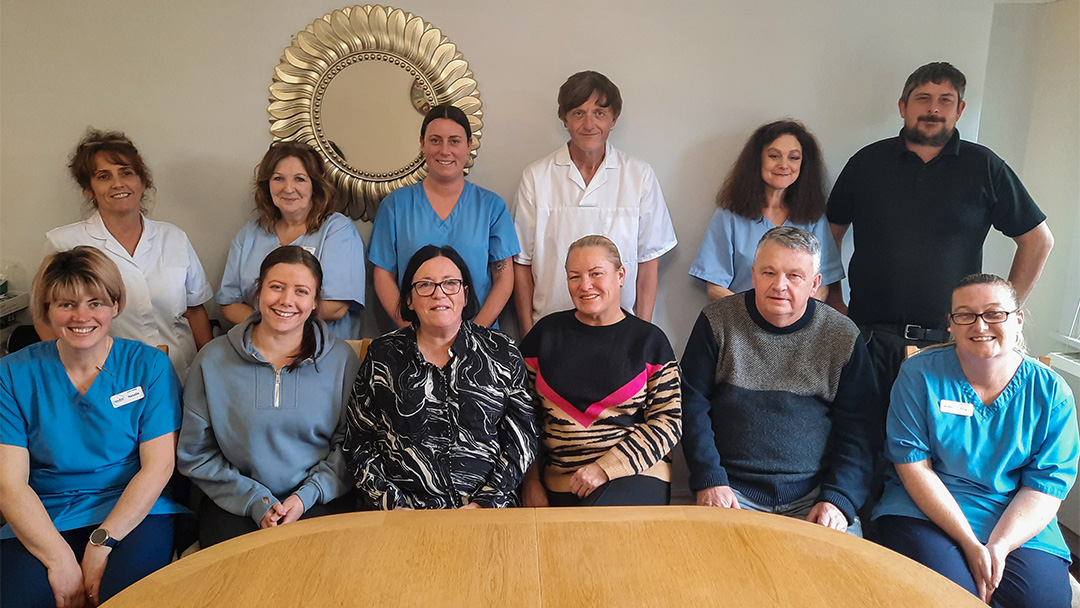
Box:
[178,246,360,547]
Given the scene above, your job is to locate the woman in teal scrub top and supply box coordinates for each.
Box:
[0,246,184,608]
[873,273,1078,608]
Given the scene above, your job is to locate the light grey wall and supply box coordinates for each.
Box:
[5,1,1077,504]
[981,0,1080,535]
[2,0,1001,353]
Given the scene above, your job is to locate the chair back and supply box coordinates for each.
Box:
[346,338,373,362]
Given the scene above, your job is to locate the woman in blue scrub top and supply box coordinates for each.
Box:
[369,104,519,328]
[689,120,842,301]
[1,247,184,608]
[218,142,366,340]
[873,274,1078,608]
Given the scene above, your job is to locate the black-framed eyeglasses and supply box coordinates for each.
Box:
[411,279,463,297]
[948,310,1018,325]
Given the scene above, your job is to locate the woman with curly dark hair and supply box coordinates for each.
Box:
[689,120,843,301]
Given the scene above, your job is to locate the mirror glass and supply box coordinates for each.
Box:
[269,5,483,221]
[320,60,423,175]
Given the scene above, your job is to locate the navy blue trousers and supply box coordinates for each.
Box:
[877,515,1072,608]
[1,515,174,608]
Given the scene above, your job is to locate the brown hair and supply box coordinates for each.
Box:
[557,71,623,121]
[253,142,338,233]
[566,235,624,271]
[901,62,967,103]
[938,273,1026,353]
[255,246,324,371]
[717,120,826,225]
[31,246,126,323]
[68,128,153,214]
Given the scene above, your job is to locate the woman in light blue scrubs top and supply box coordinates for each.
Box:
[1,247,184,607]
[873,273,1078,608]
[369,104,519,329]
[218,142,366,340]
[689,120,842,301]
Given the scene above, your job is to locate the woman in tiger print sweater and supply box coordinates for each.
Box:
[519,235,682,507]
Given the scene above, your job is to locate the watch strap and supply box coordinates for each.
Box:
[89,528,118,548]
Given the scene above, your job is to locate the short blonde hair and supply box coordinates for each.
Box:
[31,246,125,323]
[566,235,623,270]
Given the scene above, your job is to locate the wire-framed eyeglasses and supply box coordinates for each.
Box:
[948,310,1018,325]
[411,279,463,297]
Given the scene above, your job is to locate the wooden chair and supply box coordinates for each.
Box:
[345,338,373,362]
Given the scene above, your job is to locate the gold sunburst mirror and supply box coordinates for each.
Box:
[268,5,483,221]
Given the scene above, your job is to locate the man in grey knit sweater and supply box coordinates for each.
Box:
[681,227,879,535]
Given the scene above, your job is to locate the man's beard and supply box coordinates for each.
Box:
[902,116,953,147]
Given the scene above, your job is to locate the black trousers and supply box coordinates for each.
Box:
[197,493,356,548]
[546,475,670,507]
[858,326,945,541]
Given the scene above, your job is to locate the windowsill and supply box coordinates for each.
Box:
[1054,331,1080,350]
[1048,352,1080,379]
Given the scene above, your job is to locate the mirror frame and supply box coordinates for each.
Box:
[269,5,483,221]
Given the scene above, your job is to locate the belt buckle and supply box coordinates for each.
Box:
[903,324,923,341]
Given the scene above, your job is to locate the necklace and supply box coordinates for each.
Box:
[63,336,113,395]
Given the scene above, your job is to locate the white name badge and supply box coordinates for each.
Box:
[111,386,145,408]
[301,246,316,255]
[939,399,974,417]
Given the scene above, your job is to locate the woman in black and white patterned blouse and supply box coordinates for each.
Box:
[344,245,537,510]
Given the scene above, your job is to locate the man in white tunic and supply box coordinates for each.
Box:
[512,71,677,334]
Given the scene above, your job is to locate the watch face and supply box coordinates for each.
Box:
[90,528,109,545]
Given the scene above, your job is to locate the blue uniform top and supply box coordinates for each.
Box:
[689,206,844,293]
[217,212,367,340]
[368,181,520,311]
[0,338,186,539]
[873,346,1079,560]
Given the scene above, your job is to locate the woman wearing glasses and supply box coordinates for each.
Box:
[343,245,537,510]
[873,273,1078,608]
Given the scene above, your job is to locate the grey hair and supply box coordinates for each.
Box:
[754,226,821,274]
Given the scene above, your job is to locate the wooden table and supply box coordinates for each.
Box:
[104,506,984,607]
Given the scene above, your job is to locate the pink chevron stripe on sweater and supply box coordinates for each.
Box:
[525,358,664,427]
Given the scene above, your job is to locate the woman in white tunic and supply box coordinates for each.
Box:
[41,129,213,380]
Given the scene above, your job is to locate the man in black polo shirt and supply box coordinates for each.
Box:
[826,61,1054,411]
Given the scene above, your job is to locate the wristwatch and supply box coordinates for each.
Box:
[89,528,118,549]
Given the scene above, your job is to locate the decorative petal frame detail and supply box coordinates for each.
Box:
[269,5,483,221]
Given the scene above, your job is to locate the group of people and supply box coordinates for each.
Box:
[0,60,1075,608]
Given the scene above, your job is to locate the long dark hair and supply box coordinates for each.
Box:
[398,245,480,325]
[255,246,324,371]
[717,119,826,225]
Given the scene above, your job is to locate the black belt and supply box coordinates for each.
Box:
[866,324,950,343]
